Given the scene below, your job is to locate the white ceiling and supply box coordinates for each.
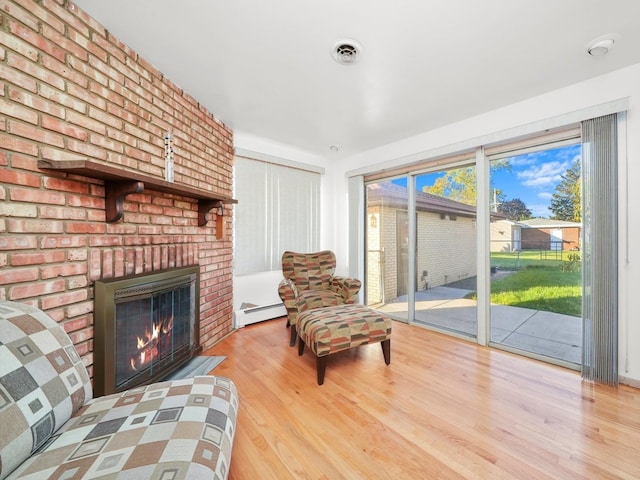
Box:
[73,0,640,160]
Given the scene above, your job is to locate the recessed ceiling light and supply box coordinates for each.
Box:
[588,39,614,56]
[329,145,340,152]
[586,34,618,56]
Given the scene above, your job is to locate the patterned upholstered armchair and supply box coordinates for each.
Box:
[278,250,361,346]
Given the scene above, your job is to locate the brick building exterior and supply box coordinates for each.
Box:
[490,219,581,252]
[519,219,581,251]
[366,183,477,304]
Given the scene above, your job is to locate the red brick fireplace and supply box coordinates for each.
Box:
[0,1,235,380]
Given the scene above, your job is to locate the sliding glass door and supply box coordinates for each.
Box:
[364,147,582,356]
[487,144,582,366]
[361,115,620,380]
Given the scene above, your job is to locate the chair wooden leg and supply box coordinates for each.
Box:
[298,337,305,356]
[381,339,391,365]
[290,325,297,347]
[316,356,327,385]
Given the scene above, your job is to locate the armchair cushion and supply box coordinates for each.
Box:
[296,290,344,314]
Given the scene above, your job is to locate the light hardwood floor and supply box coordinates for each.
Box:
[206,317,640,479]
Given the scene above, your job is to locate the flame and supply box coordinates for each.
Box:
[129,314,173,371]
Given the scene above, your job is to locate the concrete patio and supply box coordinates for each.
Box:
[377,286,582,365]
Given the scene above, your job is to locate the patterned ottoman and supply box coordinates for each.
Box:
[297,304,392,385]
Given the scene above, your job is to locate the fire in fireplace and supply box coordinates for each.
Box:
[128,304,174,372]
[93,266,201,397]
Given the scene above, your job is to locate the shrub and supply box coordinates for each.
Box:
[561,252,582,272]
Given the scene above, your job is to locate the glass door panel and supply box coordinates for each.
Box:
[412,167,477,338]
[488,144,582,365]
[365,179,409,322]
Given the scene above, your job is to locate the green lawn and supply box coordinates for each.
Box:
[491,250,574,270]
[489,267,582,317]
[467,251,582,317]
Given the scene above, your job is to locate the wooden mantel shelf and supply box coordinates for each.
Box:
[38,159,237,229]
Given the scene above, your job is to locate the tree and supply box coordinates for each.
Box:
[423,160,510,206]
[423,167,476,205]
[549,159,581,222]
[498,198,532,221]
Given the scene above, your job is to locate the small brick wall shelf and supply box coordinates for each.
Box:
[38,159,237,234]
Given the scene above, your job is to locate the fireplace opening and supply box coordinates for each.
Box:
[93,266,201,397]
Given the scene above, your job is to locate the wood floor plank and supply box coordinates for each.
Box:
[206,317,640,479]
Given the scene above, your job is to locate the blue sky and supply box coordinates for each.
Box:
[489,144,581,217]
[395,144,581,218]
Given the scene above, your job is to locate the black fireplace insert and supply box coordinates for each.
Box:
[93,266,201,397]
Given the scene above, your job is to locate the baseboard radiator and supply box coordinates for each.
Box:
[233,302,286,328]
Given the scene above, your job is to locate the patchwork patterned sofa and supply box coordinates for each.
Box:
[0,301,238,480]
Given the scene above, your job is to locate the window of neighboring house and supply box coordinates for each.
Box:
[233,156,321,275]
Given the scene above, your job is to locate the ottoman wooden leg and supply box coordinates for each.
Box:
[290,325,297,347]
[317,356,327,385]
[381,339,391,365]
[298,336,305,355]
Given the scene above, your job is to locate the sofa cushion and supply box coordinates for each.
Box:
[6,376,238,480]
[0,301,93,480]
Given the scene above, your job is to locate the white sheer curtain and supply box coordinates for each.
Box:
[581,114,618,385]
[234,156,320,275]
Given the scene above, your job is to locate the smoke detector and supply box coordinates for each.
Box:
[332,39,363,65]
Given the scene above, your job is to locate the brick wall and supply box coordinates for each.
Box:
[380,206,400,303]
[368,206,477,303]
[416,211,476,288]
[521,227,580,251]
[0,1,235,376]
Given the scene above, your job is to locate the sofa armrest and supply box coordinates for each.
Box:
[0,301,93,480]
[330,276,362,304]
